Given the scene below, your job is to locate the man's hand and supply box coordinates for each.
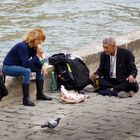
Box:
[126,75,136,83]
[41,64,48,76]
[89,73,99,81]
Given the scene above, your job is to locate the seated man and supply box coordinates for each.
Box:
[90,37,139,97]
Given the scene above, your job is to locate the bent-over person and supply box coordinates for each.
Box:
[3,28,52,106]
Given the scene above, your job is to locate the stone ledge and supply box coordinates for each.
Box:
[0,30,140,108]
[0,65,54,108]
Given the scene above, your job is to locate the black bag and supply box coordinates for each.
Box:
[0,69,8,101]
[49,53,91,91]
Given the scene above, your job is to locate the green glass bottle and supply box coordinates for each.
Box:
[94,79,99,90]
[40,58,45,65]
[51,71,57,92]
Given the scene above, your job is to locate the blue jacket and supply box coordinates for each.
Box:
[3,41,42,71]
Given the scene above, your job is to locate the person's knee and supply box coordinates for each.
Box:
[23,68,31,77]
[129,82,139,92]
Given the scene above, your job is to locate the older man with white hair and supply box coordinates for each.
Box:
[90,37,139,97]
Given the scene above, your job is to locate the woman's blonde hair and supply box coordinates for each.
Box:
[24,28,46,47]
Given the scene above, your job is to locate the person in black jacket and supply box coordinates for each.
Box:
[90,37,139,97]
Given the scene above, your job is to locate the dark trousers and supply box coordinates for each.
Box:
[99,78,139,93]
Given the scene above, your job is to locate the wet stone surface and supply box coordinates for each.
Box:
[0,57,140,140]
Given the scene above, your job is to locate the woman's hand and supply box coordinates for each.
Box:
[41,64,48,76]
[36,44,44,58]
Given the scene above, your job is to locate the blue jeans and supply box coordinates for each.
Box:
[2,65,44,84]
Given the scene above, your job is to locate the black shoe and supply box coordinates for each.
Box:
[36,94,52,101]
[23,97,36,106]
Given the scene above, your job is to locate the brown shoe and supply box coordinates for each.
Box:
[128,91,135,97]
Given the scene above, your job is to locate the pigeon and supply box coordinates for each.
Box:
[41,118,61,129]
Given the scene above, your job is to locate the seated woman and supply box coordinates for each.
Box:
[2,28,52,106]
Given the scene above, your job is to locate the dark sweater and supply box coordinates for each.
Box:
[3,41,42,70]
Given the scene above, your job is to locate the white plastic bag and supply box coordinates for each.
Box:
[59,85,89,104]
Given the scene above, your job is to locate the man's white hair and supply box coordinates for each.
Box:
[103,37,116,45]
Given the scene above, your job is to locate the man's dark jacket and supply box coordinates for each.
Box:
[96,47,137,82]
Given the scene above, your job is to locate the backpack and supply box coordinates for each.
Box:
[0,68,8,101]
[49,53,91,91]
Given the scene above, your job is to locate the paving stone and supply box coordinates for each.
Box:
[0,58,140,140]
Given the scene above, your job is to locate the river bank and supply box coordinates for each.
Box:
[0,30,140,107]
[0,57,140,140]
[0,30,140,140]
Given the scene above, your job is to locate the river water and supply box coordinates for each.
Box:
[0,0,140,64]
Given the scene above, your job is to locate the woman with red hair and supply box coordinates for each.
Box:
[3,28,52,106]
